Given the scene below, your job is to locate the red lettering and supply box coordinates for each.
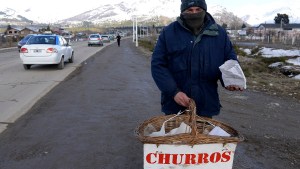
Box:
[146,151,233,165]
[210,152,221,163]
[172,154,184,165]
[221,151,231,162]
[158,153,171,164]
[185,154,197,164]
[197,153,209,164]
[146,153,157,164]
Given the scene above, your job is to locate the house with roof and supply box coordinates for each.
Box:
[4,26,23,37]
[19,27,40,37]
[256,23,300,36]
[252,23,300,44]
[4,26,41,37]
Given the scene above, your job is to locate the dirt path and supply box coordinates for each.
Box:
[217,88,299,169]
[0,38,298,169]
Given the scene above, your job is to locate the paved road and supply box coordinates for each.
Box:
[0,38,299,169]
[0,38,161,169]
[0,41,110,133]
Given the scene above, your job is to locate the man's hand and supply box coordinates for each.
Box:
[174,92,190,107]
[225,85,244,91]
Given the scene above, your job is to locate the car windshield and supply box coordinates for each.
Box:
[90,35,100,38]
[27,36,56,45]
[21,35,33,42]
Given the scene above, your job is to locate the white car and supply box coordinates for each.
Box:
[101,35,111,43]
[88,34,103,46]
[20,34,74,70]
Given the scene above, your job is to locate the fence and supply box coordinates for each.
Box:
[230,34,300,49]
[0,35,19,48]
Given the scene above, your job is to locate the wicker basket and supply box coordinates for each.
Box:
[135,100,244,145]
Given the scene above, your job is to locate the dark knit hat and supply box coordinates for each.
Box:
[180,0,207,12]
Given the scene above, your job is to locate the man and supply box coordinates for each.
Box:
[151,0,243,118]
[116,34,121,47]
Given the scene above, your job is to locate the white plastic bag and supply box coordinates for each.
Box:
[219,60,247,89]
[147,111,191,137]
[208,126,231,137]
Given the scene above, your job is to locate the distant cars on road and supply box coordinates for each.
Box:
[101,35,111,43]
[19,34,74,70]
[88,34,104,46]
[108,34,115,41]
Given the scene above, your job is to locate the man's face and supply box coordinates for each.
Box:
[183,7,203,14]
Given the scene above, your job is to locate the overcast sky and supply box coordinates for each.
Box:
[1,0,300,23]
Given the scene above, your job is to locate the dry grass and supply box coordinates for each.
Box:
[238,54,300,101]
[139,37,300,101]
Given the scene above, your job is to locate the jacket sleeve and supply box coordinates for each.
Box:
[151,30,179,97]
[224,33,237,61]
[220,29,238,87]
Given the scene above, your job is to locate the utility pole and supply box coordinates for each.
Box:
[147,26,149,37]
[280,18,283,42]
[135,17,138,47]
[139,25,142,38]
[132,16,135,42]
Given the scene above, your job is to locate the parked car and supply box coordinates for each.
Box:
[88,34,103,46]
[101,35,111,43]
[108,34,115,41]
[62,32,74,42]
[17,34,35,51]
[19,34,74,70]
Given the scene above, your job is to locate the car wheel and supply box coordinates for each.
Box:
[69,52,74,63]
[23,64,31,70]
[57,57,64,69]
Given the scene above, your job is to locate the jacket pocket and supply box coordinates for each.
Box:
[167,45,188,72]
[203,83,221,112]
[169,55,188,89]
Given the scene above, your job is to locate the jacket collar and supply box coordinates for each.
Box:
[177,12,219,37]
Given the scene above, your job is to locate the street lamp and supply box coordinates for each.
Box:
[132,16,135,42]
[135,17,138,47]
[280,18,284,42]
[132,15,138,46]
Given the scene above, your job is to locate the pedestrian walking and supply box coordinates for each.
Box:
[117,34,121,47]
[151,0,244,118]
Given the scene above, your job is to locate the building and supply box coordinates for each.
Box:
[4,26,40,37]
[19,27,40,37]
[254,23,300,44]
[256,23,300,36]
[4,26,22,37]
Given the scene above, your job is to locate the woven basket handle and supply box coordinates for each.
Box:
[187,99,198,137]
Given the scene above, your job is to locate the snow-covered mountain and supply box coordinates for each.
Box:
[209,5,245,28]
[0,8,33,25]
[60,0,180,25]
[60,2,247,28]
[1,0,300,27]
[62,2,134,25]
[59,2,300,27]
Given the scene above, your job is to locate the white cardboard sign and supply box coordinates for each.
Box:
[144,143,237,169]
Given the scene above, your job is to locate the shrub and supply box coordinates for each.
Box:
[251,46,262,56]
[260,57,288,65]
[233,45,247,56]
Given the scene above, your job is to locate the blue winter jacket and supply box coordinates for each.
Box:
[151,13,237,117]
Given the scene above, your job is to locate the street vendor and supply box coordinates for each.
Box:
[151,0,244,118]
